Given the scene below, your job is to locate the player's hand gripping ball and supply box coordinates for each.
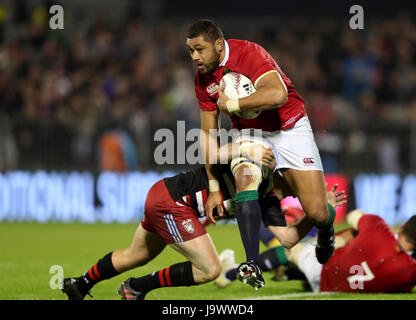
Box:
[219,72,261,119]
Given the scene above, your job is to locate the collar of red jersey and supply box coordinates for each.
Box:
[219,40,230,67]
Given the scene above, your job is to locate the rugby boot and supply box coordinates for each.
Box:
[315,226,335,264]
[61,277,92,300]
[236,260,265,290]
[118,277,146,300]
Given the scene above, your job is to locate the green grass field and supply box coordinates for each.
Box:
[1,222,415,300]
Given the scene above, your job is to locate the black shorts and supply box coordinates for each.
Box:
[260,196,287,227]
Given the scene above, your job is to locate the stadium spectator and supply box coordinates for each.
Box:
[0,112,18,170]
[0,1,414,173]
[98,129,138,172]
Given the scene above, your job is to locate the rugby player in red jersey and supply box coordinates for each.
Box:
[288,210,416,293]
[186,20,336,285]
[217,210,416,294]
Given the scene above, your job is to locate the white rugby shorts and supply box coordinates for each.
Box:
[232,116,323,175]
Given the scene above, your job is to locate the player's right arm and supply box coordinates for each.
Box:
[200,109,224,224]
[216,71,287,114]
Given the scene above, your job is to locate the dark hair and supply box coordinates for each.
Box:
[403,215,416,247]
[187,19,224,43]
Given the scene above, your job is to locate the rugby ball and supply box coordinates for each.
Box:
[219,72,261,119]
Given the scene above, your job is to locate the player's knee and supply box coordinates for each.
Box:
[233,163,262,192]
[280,239,297,249]
[112,248,148,272]
[198,258,222,283]
[234,165,254,192]
[205,260,222,282]
[125,248,150,268]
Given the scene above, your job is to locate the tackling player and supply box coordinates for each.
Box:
[61,144,285,299]
[187,19,336,284]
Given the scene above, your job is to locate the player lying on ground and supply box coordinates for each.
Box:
[61,144,280,299]
[188,19,336,273]
[217,210,416,293]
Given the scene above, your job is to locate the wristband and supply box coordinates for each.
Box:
[209,179,220,192]
[226,99,240,113]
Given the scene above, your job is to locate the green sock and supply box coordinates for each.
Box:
[317,203,336,232]
[275,246,288,265]
[235,190,261,262]
[235,190,259,203]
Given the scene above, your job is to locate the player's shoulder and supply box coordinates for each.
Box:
[227,38,267,54]
[227,38,262,49]
[359,214,389,229]
[227,38,249,47]
[358,214,396,242]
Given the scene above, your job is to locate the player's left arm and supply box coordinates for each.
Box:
[239,71,288,111]
[216,71,288,113]
[269,183,347,248]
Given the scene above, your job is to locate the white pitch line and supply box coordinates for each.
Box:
[243,292,336,300]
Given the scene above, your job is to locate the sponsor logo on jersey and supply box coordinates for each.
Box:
[182,219,195,233]
[303,157,315,165]
[206,83,217,95]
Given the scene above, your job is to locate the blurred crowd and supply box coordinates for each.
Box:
[0,1,415,175]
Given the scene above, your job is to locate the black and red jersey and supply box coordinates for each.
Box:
[162,164,281,225]
[163,165,235,218]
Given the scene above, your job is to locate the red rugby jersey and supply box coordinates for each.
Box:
[194,39,306,131]
[320,215,416,293]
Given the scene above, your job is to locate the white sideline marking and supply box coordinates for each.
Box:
[244,292,335,300]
